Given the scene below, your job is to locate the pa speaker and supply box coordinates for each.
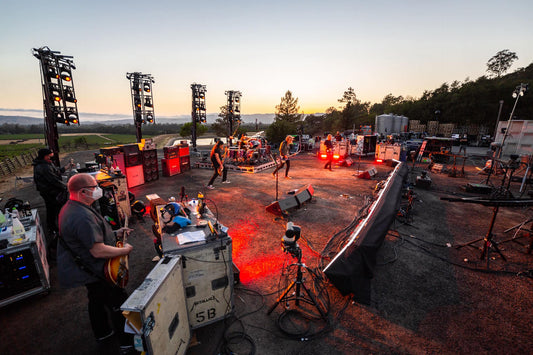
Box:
[266,184,313,215]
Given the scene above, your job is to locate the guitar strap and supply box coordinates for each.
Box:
[57,236,116,287]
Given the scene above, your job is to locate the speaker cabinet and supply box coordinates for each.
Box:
[178,144,189,157]
[142,149,159,182]
[266,184,314,215]
[162,158,180,176]
[125,153,141,167]
[163,146,179,159]
[125,165,145,188]
[180,156,190,172]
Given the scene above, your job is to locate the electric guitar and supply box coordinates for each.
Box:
[218,147,229,175]
[104,215,130,288]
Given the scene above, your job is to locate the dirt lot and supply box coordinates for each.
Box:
[0,144,532,354]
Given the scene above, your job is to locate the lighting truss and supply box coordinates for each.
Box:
[225,90,242,144]
[32,46,79,167]
[126,72,155,142]
[190,83,207,151]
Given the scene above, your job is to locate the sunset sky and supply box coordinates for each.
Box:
[1,0,532,121]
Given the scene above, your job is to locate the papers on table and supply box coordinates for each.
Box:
[177,230,206,245]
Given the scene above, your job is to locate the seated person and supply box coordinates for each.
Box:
[160,202,191,234]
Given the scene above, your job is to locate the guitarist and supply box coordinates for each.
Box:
[57,173,135,352]
[272,135,294,179]
[207,140,230,189]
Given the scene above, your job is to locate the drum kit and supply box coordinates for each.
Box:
[226,137,271,166]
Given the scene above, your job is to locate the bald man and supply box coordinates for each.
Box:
[57,173,134,351]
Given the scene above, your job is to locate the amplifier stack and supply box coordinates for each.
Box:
[162,143,190,176]
[178,143,190,173]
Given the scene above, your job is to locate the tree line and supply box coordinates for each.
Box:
[266,50,532,144]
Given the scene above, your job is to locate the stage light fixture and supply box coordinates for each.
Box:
[51,107,64,123]
[47,66,58,79]
[146,112,154,123]
[143,81,151,92]
[60,67,72,81]
[66,108,79,125]
[64,87,77,103]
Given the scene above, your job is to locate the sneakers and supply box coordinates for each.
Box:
[222,180,231,184]
[206,185,215,190]
[285,176,292,179]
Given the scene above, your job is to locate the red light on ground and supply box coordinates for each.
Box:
[333,154,340,160]
[320,154,327,159]
[376,159,383,163]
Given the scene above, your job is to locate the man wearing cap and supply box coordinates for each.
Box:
[32,148,69,246]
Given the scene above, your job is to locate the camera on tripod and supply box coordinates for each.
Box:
[281,222,301,257]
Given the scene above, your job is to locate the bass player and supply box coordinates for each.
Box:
[57,173,135,354]
[207,140,230,189]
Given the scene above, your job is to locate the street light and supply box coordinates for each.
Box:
[499,83,529,158]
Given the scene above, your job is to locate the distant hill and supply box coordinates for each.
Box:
[0,113,276,126]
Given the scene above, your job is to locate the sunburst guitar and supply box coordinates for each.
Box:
[104,214,130,288]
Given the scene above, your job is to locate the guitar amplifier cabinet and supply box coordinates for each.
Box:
[162,235,234,329]
[125,153,142,167]
[121,143,141,155]
[142,149,159,182]
[100,146,123,156]
[125,165,145,188]
[179,156,190,173]
[121,255,190,355]
[163,146,179,159]
[162,158,180,177]
[178,144,189,157]
[0,210,50,308]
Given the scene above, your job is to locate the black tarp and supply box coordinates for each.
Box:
[323,163,408,304]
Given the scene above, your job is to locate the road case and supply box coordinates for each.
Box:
[0,209,50,308]
[121,255,190,355]
[162,233,234,329]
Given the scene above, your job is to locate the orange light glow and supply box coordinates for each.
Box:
[333,154,340,160]
[320,154,327,159]
[376,159,383,163]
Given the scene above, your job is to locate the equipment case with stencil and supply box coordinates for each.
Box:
[161,234,234,329]
[121,255,190,355]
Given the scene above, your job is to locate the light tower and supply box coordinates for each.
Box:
[32,46,79,167]
[225,90,242,146]
[190,83,207,151]
[126,72,155,143]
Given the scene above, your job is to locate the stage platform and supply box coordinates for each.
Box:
[194,160,277,173]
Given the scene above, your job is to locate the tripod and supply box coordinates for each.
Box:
[455,204,507,269]
[267,244,327,319]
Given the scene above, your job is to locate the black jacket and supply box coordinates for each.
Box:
[32,158,67,198]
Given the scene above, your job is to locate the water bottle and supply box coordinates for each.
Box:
[10,208,25,238]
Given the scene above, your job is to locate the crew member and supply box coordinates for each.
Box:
[207,140,230,189]
[57,173,134,353]
[160,202,191,234]
[272,135,294,179]
[459,134,468,156]
[32,148,69,242]
[324,134,334,171]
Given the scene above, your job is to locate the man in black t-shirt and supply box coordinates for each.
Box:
[57,173,134,352]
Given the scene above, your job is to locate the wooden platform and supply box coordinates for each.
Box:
[194,160,277,173]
